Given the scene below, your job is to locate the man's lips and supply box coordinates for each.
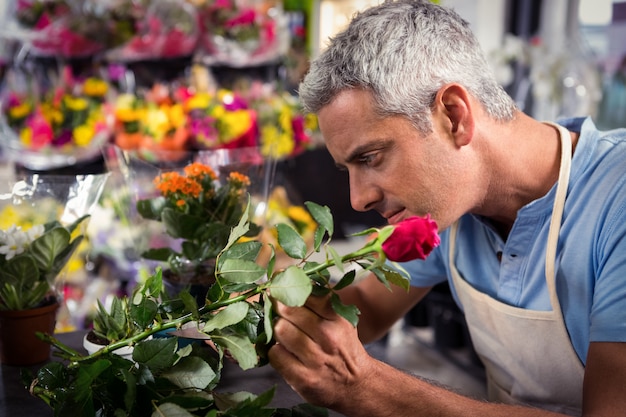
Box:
[384,210,406,225]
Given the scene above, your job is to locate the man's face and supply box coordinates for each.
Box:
[317,89,470,229]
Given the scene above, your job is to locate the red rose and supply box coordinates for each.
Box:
[382,215,440,262]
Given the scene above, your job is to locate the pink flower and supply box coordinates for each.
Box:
[382,215,440,262]
[27,112,54,149]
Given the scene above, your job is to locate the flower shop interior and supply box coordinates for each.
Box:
[0,0,625,415]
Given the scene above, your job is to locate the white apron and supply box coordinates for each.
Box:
[449,122,584,415]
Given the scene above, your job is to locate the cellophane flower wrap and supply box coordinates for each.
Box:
[107,145,273,279]
[0,67,113,170]
[105,0,200,61]
[13,0,136,58]
[0,173,108,311]
[196,0,289,66]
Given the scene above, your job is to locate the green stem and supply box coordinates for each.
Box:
[303,245,380,276]
[66,285,267,362]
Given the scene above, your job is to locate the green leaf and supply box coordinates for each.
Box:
[326,245,344,274]
[276,223,307,259]
[133,337,178,371]
[0,255,40,309]
[136,197,166,220]
[30,227,71,271]
[141,247,176,262]
[330,293,360,328]
[269,266,312,307]
[75,359,112,402]
[121,367,137,412]
[35,362,67,390]
[211,333,258,370]
[202,302,249,333]
[219,259,266,284]
[304,201,333,236]
[313,226,325,252]
[151,402,196,416]
[161,356,216,390]
[263,293,273,344]
[219,241,262,267]
[370,267,391,291]
[377,265,411,292]
[130,298,158,330]
[162,209,202,240]
[224,201,252,251]
[333,270,356,291]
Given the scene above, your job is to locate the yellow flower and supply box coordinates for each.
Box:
[216,109,253,142]
[83,77,108,98]
[144,106,170,140]
[20,127,33,146]
[186,93,212,111]
[166,103,186,129]
[260,125,294,159]
[304,113,318,131]
[8,102,32,120]
[287,205,317,234]
[278,105,293,132]
[63,95,89,112]
[41,103,63,126]
[73,124,95,146]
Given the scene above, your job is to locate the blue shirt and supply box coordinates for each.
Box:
[400,117,626,364]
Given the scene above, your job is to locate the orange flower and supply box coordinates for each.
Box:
[184,162,217,180]
[154,172,203,198]
[228,172,251,187]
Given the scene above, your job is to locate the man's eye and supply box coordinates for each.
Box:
[358,153,379,165]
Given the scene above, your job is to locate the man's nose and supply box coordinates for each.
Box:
[349,175,380,213]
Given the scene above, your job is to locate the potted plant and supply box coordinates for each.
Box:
[26,202,440,416]
[0,215,89,365]
[135,160,261,303]
[83,295,153,360]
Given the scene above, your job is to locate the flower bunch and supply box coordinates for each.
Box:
[29,202,439,416]
[112,79,316,160]
[196,0,281,64]
[136,161,261,278]
[112,85,189,155]
[1,72,111,165]
[106,0,200,61]
[244,84,317,159]
[14,0,137,57]
[185,88,257,151]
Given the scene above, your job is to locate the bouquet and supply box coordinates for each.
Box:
[196,0,289,66]
[135,160,261,280]
[14,0,136,57]
[106,0,200,61]
[0,69,112,170]
[111,74,318,161]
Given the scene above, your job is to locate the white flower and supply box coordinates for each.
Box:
[0,228,26,260]
[25,224,45,243]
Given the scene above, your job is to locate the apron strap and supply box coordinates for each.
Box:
[542,122,572,316]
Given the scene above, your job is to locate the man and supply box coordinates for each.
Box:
[267,1,626,416]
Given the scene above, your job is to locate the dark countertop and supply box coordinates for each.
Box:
[1,331,384,416]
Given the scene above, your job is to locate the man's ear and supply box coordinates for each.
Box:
[432,83,474,147]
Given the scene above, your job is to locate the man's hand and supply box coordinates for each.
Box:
[268,294,377,409]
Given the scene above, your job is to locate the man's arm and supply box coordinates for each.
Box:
[269,295,626,417]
